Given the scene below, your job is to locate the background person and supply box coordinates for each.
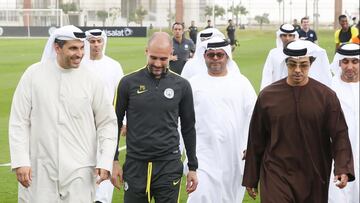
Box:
[335,15,359,49]
[226,19,237,51]
[83,29,125,203]
[260,23,298,90]
[188,20,198,44]
[298,16,318,43]
[205,19,213,29]
[292,18,301,31]
[169,22,195,74]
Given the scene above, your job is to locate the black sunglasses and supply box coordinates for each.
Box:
[206,52,226,59]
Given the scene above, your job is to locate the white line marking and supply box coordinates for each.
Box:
[0,163,11,167]
[119,146,126,151]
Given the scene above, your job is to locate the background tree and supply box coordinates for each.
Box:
[96,10,108,26]
[204,5,225,26]
[127,12,136,26]
[59,2,77,14]
[205,6,213,19]
[228,5,248,25]
[109,8,121,25]
[254,13,270,30]
[135,6,148,26]
[167,12,175,29]
[214,5,225,24]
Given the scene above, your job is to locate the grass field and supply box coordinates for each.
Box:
[0,28,336,202]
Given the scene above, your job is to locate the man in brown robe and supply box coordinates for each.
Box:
[242,40,355,203]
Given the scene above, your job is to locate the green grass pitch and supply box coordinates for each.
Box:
[0,29,336,202]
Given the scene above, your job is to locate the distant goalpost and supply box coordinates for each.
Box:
[0,9,65,37]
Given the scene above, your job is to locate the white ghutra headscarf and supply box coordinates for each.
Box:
[282,39,332,87]
[331,43,360,76]
[276,23,299,48]
[41,25,85,63]
[84,29,108,60]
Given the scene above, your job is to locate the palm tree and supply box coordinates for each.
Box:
[205,6,213,19]
[254,13,270,30]
[109,8,120,26]
[96,10,108,26]
[276,0,283,24]
[204,5,225,25]
[167,12,175,29]
[135,6,148,26]
[214,5,225,17]
[59,2,77,14]
[214,5,225,25]
[228,5,248,26]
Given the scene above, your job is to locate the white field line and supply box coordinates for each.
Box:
[0,163,11,167]
[0,146,127,167]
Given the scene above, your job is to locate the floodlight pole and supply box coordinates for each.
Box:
[334,0,342,30]
[169,0,171,29]
[56,0,60,26]
[289,0,292,23]
[232,0,234,21]
[282,0,285,24]
[212,0,215,28]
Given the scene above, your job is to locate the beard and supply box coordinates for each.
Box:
[148,64,168,77]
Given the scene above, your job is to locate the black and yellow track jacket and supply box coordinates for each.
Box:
[114,66,198,171]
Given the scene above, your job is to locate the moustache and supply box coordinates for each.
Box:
[150,64,168,69]
[71,56,82,61]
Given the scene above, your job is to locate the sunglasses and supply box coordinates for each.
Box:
[286,62,310,69]
[206,52,226,59]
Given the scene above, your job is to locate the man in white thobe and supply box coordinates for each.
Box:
[329,43,359,203]
[261,24,332,90]
[260,23,298,90]
[186,37,257,203]
[9,25,117,203]
[181,28,240,80]
[179,28,241,155]
[82,29,124,203]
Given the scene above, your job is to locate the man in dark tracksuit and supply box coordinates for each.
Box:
[111,32,198,203]
[226,19,236,52]
[188,20,198,44]
[170,22,195,75]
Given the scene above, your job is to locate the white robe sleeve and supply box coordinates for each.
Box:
[241,77,257,152]
[92,79,118,172]
[181,59,196,80]
[9,66,34,169]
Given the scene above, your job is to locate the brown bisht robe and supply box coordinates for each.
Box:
[242,78,355,203]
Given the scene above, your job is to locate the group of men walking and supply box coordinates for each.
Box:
[8,15,359,203]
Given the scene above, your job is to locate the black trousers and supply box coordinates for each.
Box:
[123,157,183,203]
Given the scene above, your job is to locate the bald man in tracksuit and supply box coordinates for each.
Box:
[111,32,198,203]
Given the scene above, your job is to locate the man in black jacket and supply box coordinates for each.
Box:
[226,19,237,51]
[111,32,198,203]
